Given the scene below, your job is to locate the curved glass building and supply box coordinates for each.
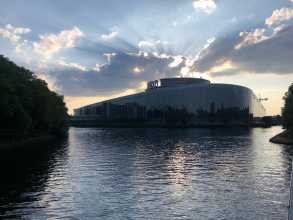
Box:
[74,78,265,122]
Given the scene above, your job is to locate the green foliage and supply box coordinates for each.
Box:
[0,55,68,136]
[282,83,293,130]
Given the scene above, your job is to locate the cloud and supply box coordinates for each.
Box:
[33,27,84,58]
[234,28,268,50]
[138,41,155,50]
[193,25,293,76]
[233,26,293,74]
[169,55,184,68]
[57,60,87,71]
[192,4,293,77]
[101,31,119,41]
[138,40,169,53]
[93,63,106,72]
[265,8,293,26]
[100,26,119,41]
[43,52,187,96]
[193,0,216,14]
[0,24,31,43]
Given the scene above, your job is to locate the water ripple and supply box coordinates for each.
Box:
[0,126,291,219]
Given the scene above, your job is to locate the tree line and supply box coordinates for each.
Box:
[0,55,68,138]
[283,83,293,133]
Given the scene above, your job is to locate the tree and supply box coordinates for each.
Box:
[0,55,68,137]
[282,83,293,131]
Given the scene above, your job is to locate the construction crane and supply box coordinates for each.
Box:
[258,98,268,101]
[257,94,268,102]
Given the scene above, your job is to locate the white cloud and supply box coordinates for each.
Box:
[15,40,29,54]
[0,24,31,43]
[265,8,293,26]
[235,28,268,50]
[273,24,286,34]
[169,56,184,68]
[5,24,31,35]
[33,27,84,58]
[93,63,105,72]
[57,60,87,71]
[138,41,155,50]
[234,7,293,50]
[101,31,119,41]
[193,0,216,14]
[138,40,169,53]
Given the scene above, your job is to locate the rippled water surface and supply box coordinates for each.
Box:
[0,126,292,219]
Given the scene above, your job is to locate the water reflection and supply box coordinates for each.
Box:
[0,126,292,219]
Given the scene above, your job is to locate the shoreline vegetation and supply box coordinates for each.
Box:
[270,130,293,145]
[270,83,293,145]
[0,55,68,149]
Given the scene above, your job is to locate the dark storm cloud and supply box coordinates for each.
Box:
[194,25,293,75]
[48,52,185,96]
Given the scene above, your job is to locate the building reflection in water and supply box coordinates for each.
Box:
[167,143,191,198]
[0,126,290,219]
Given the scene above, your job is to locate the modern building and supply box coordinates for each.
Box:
[74,78,265,124]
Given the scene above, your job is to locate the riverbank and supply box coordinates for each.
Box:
[270,130,293,145]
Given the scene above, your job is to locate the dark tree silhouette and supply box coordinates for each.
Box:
[282,83,293,132]
[0,55,68,138]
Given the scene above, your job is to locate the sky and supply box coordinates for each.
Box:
[1,0,293,115]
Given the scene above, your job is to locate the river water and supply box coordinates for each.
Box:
[0,126,292,219]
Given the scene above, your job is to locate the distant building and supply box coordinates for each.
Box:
[74,78,265,124]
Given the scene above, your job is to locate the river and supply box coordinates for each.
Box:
[0,126,292,219]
